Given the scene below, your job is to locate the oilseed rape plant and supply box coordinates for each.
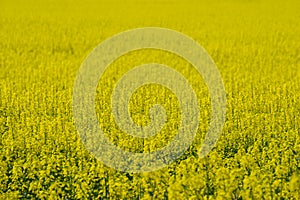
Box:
[72,27,226,173]
[1,0,300,199]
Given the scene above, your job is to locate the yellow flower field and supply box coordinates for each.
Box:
[0,0,299,199]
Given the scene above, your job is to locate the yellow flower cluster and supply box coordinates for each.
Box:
[0,0,299,199]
